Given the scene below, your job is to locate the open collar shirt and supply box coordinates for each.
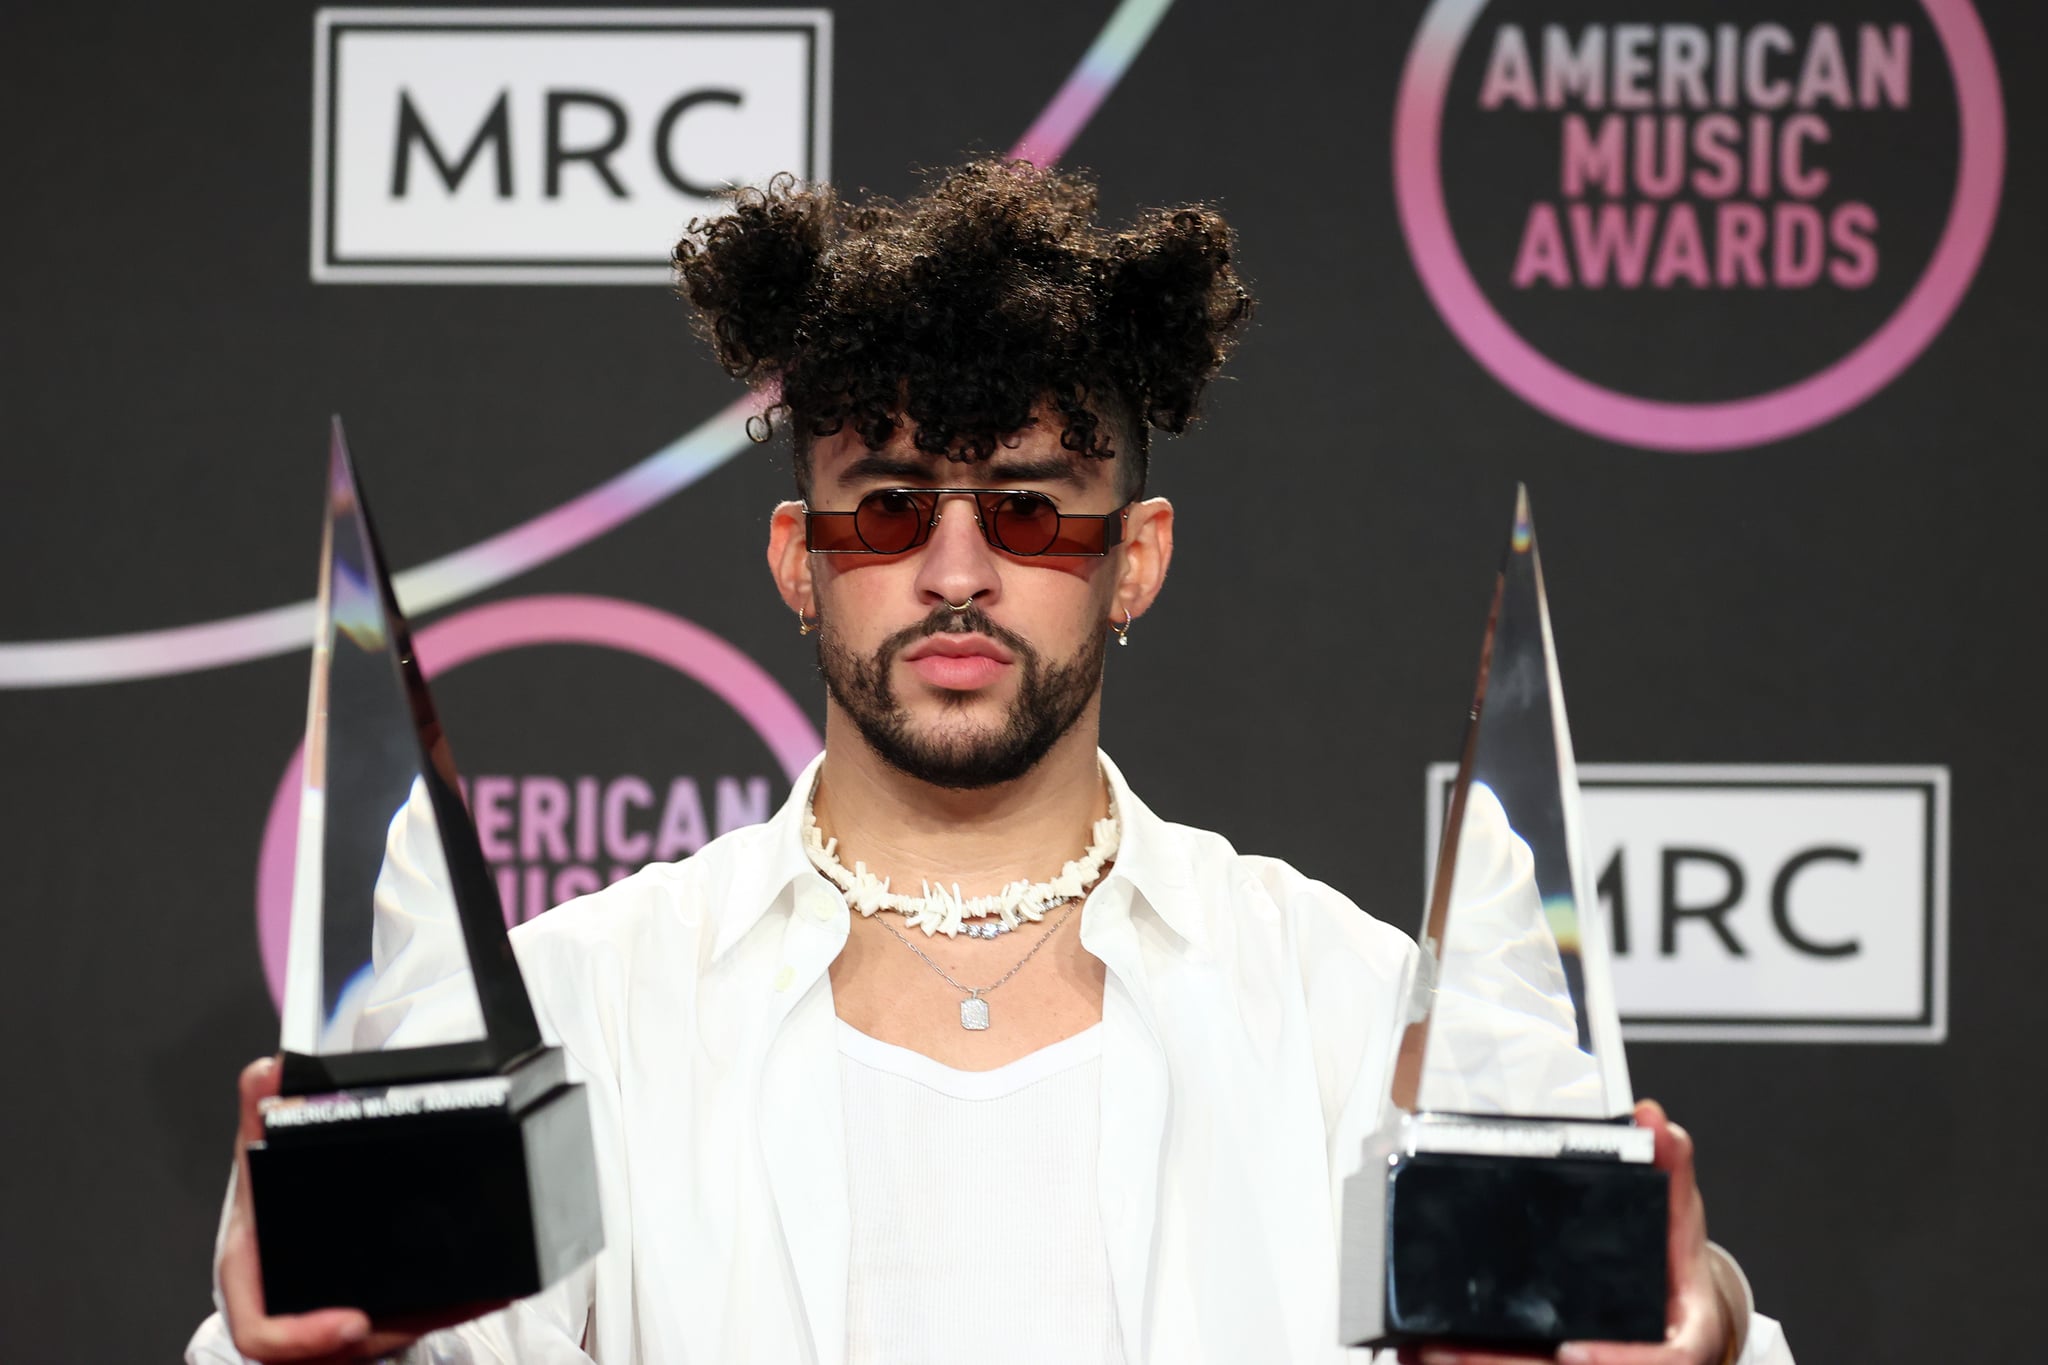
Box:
[190,752,1790,1365]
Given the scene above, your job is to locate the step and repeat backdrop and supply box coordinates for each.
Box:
[2,1,2039,1359]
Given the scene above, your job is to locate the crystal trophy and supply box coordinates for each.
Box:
[247,419,603,1317]
[1338,487,1666,1350]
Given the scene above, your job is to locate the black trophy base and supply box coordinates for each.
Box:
[248,1050,603,1319]
[1384,1150,1668,1348]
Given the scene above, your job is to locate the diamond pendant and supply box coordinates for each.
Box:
[960,994,990,1030]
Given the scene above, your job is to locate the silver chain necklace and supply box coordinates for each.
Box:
[871,899,1081,1030]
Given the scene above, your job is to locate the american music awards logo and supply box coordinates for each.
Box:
[254,595,823,1007]
[1393,0,2005,450]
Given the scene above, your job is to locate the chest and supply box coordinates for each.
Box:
[839,1025,1124,1363]
[594,949,1346,1365]
[827,909,1108,1067]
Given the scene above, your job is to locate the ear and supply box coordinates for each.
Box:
[767,501,815,615]
[1112,496,1173,623]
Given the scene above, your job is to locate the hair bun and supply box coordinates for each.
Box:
[672,173,832,381]
[1103,207,1252,435]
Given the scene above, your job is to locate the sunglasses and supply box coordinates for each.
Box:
[804,488,1131,557]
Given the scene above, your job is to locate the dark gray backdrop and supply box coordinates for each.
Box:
[2,0,2041,1359]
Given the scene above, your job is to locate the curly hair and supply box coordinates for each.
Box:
[671,159,1252,495]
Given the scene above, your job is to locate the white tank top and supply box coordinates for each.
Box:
[838,1020,1126,1365]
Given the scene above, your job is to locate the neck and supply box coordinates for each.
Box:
[810,703,1110,896]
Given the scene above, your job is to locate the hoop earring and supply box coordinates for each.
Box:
[1113,608,1133,646]
[796,606,819,637]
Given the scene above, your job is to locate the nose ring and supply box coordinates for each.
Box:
[946,599,974,613]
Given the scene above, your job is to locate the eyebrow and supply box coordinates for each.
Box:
[835,451,1090,489]
[987,456,1089,488]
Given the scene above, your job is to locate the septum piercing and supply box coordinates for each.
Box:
[946,599,974,613]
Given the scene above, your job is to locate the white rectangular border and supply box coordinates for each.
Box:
[1423,763,1951,1045]
[310,7,834,285]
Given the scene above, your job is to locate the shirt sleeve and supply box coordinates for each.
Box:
[1239,854,1417,1362]
[1739,1315,1797,1365]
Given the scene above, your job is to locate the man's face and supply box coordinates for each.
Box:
[797,420,1134,790]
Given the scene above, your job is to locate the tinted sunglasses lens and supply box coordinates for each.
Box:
[854,490,928,553]
[987,492,1060,555]
[805,511,865,552]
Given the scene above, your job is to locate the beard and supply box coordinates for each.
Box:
[817,601,1106,790]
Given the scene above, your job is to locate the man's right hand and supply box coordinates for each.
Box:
[219,1056,495,1363]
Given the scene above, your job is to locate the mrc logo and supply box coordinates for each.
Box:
[1425,763,1951,1043]
[311,7,832,283]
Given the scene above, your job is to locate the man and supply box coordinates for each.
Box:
[190,161,1793,1364]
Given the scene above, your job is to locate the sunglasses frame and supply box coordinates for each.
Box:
[803,487,1132,558]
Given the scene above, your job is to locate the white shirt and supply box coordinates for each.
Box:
[839,1021,1121,1364]
[189,751,1793,1365]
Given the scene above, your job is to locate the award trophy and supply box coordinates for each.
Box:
[247,419,603,1317]
[1339,488,1666,1350]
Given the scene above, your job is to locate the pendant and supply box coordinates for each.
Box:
[960,994,991,1030]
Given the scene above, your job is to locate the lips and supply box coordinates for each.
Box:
[903,633,1014,690]
[903,634,1014,665]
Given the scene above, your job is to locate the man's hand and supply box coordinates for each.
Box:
[1397,1099,1737,1365]
[218,1057,501,1363]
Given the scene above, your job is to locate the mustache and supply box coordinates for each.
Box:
[880,602,1035,663]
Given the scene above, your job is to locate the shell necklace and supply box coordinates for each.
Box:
[801,786,1120,939]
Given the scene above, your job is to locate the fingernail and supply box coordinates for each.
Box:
[338,1316,370,1343]
[1558,1344,1592,1364]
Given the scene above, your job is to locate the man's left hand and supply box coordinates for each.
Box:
[1398,1099,1736,1365]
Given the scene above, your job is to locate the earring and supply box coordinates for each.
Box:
[1113,608,1133,646]
[796,606,819,636]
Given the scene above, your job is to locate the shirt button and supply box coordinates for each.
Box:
[774,965,795,992]
[807,895,835,923]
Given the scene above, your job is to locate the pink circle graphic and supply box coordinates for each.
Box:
[1393,0,2006,451]
[255,594,823,1006]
